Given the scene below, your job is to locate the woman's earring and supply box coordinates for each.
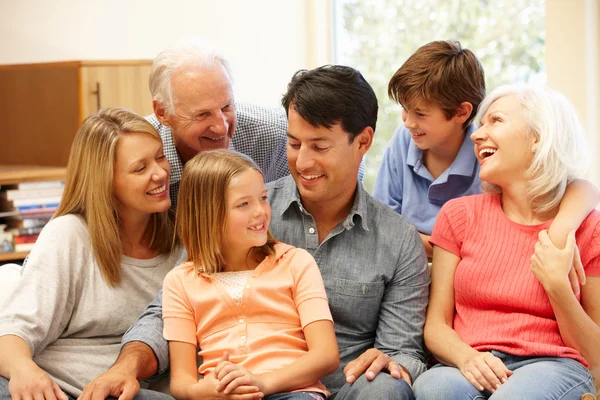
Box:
[532,146,537,153]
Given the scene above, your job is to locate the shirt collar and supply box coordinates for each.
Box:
[276,175,369,231]
[406,123,478,181]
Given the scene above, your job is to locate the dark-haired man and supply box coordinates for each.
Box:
[267,65,429,399]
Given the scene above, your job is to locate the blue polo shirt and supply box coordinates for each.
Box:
[373,124,481,235]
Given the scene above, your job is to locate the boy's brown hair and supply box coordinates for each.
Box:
[388,40,485,127]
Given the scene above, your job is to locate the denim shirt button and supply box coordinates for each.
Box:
[309,227,315,234]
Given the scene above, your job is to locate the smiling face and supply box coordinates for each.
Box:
[222,168,272,256]
[471,94,536,187]
[286,106,371,211]
[113,132,171,220]
[159,63,236,163]
[402,100,468,152]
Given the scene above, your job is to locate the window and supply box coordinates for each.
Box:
[333,0,546,191]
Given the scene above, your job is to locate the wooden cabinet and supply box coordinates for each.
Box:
[0,165,67,263]
[0,60,153,167]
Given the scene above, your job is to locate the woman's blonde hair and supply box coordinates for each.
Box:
[475,85,589,213]
[55,108,175,286]
[176,149,276,274]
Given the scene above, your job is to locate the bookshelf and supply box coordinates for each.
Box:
[0,165,67,262]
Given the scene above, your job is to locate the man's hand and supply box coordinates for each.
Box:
[343,348,411,385]
[79,365,140,400]
[8,359,68,400]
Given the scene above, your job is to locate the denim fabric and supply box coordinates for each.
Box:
[412,351,596,400]
[267,176,430,395]
[264,392,325,400]
[332,373,414,400]
[373,124,481,235]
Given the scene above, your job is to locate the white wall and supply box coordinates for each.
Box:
[0,0,330,107]
[546,0,599,184]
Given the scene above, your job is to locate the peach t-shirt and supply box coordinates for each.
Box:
[162,242,333,395]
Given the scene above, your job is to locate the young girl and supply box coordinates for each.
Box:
[163,149,339,400]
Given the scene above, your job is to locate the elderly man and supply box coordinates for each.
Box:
[267,65,429,399]
[147,42,289,206]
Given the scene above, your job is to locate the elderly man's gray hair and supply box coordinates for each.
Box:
[149,40,234,114]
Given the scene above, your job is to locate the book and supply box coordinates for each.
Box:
[17,181,64,190]
[12,196,62,207]
[5,187,64,200]
[14,242,36,252]
[14,233,39,245]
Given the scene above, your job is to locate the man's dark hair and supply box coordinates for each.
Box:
[281,65,378,142]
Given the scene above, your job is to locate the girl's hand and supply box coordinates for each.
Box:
[213,352,265,395]
[195,373,263,400]
[458,351,513,393]
[9,359,67,400]
[214,361,265,395]
[531,230,577,294]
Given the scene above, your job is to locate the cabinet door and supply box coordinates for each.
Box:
[0,63,80,166]
[79,64,154,119]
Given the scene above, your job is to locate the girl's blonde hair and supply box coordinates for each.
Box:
[176,149,276,274]
[54,108,175,286]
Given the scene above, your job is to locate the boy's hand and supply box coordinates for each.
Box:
[567,243,585,296]
[531,230,577,294]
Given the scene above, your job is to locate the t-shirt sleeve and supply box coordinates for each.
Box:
[0,215,88,355]
[162,269,197,346]
[430,198,468,257]
[372,126,405,214]
[289,249,333,329]
[581,216,600,277]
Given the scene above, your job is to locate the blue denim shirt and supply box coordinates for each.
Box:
[373,124,481,235]
[267,175,430,393]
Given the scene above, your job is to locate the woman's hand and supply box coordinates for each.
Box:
[8,359,67,400]
[214,354,265,395]
[458,351,513,393]
[531,230,576,294]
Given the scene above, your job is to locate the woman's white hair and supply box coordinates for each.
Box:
[474,84,589,213]
[149,39,234,114]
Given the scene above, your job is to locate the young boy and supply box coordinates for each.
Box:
[374,40,599,267]
[373,40,484,257]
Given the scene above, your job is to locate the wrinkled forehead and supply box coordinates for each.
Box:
[171,65,234,112]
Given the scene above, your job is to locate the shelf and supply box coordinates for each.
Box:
[0,165,67,185]
[0,251,29,262]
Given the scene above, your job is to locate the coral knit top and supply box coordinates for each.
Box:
[430,193,600,366]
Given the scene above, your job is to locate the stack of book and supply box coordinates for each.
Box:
[0,180,64,253]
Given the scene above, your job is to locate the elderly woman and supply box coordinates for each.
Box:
[413,85,600,399]
[0,109,179,400]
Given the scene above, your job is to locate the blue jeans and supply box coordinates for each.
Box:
[412,351,595,400]
[264,392,325,399]
[0,377,174,400]
[331,372,414,400]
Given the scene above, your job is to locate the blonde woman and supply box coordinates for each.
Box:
[0,109,178,400]
[413,86,600,399]
[163,150,339,400]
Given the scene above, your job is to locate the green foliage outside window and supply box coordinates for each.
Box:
[334,0,545,191]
